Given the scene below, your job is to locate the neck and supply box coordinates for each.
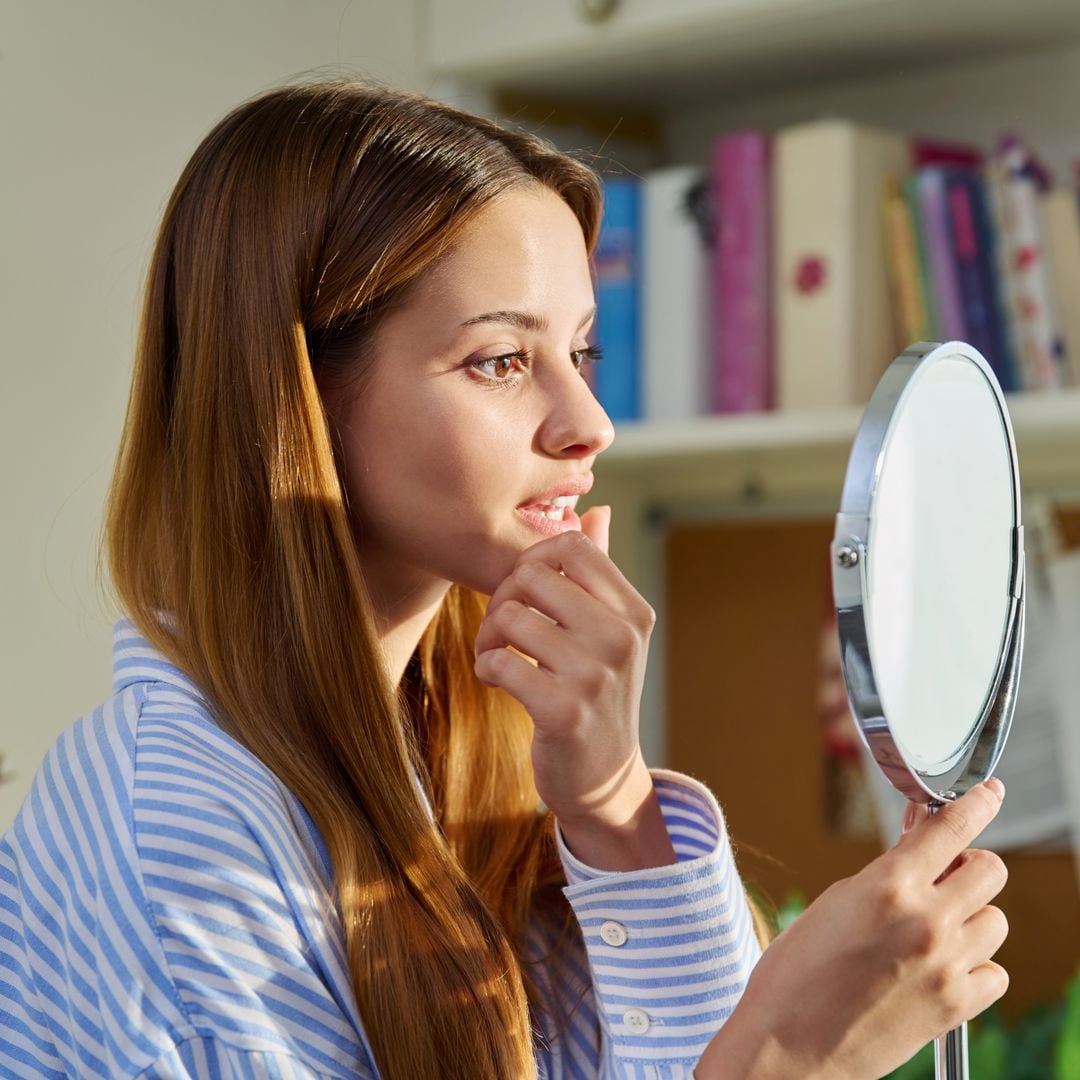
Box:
[366,574,451,689]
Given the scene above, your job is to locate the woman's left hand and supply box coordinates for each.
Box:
[473,506,675,870]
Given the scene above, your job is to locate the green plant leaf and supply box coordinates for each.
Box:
[775,889,807,933]
[1008,1000,1066,1079]
[1054,966,1080,1080]
[968,1021,1007,1080]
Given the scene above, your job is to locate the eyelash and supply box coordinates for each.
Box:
[471,345,604,387]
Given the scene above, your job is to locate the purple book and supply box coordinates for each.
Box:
[917,168,966,342]
[711,132,773,413]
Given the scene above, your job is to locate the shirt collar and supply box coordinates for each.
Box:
[110,615,209,704]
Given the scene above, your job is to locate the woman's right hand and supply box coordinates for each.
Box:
[697,779,1009,1080]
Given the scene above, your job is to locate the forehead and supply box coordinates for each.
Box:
[408,186,593,316]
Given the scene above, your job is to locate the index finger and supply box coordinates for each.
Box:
[508,529,636,615]
[897,781,1004,881]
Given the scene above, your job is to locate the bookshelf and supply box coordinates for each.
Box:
[425,0,1080,503]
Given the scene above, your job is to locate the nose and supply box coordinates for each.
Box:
[535,360,615,459]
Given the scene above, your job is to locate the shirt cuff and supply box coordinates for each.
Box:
[555,769,763,1075]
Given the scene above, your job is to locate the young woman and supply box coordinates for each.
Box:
[0,81,1009,1079]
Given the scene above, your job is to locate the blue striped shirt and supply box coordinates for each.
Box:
[0,619,761,1077]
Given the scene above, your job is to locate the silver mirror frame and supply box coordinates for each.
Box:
[831,340,1025,809]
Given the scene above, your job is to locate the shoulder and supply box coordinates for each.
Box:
[1,682,368,1077]
[130,686,368,1072]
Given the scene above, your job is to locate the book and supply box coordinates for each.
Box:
[641,165,710,420]
[916,168,967,342]
[945,170,1014,391]
[912,136,984,170]
[712,131,773,413]
[904,173,940,339]
[882,174,931,346]
[991,141,1065,389]
[593,177,641,421]
[983,157,1027,386]
[966,169,1020,392]
[773,118,910,410]
[1040,187,1080,387]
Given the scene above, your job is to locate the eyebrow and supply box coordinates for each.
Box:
[459,307,597,333]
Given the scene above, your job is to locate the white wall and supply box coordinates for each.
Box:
[0,1,428,828]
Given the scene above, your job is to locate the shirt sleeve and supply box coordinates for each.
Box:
[544,768,764,1078]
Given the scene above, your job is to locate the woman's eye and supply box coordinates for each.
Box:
[473,349,528,381]
[571,344,604,372]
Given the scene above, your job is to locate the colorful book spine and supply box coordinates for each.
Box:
[904,173,939,339]
[1040,188,1080,387]
[882,174,931,346]
[593,177,641,421]
[945,170,1013,391]
[712,132,773,413]
[993,141,1064,389]
[966,170,1019,392]
[916,168,966,342]
[641,165,710,421]
[983,158,1026,387]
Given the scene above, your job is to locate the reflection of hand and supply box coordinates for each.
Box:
[473,506,675,871]
[696,781,1009,1079]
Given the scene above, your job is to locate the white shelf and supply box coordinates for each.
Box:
[595,388,1080,499]
[605,386,1079,458]
[428,0,1080,109]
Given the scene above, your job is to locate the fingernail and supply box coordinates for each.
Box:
[985,777,1005,801]
[901,802,917,834]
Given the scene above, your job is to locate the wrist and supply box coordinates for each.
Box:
[554,754,677,872]
[696,999,817,1080]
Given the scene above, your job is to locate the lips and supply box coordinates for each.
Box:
[517,476,592,536]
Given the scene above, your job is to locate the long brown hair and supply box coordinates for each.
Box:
[104,79,772,1078]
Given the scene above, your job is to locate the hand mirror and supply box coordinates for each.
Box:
[831,340,1025,1080]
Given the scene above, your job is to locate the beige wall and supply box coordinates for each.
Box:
[0,1,427,827]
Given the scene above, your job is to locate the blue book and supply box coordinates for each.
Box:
[965,171,1020,392]
[593,177,641,422]
[945,170,1013,391]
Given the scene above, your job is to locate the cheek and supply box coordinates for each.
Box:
[349,389,527,523]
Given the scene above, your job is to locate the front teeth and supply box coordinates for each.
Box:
[532,495,578,521]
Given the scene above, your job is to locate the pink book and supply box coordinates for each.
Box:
[712,132,773,413]
[913,136,984,170]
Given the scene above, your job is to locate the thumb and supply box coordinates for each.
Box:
[579,504,611,555]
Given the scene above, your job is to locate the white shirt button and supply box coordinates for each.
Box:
[599,920,628,947]
[623,1008,651,1034]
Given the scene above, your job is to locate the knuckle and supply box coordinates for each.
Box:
[969,848,1008,889]
[871,865,911,919]
[636,601,657,632]
[565,529,591,553]
[516,558,548,585]
[497,599,529,632]
[940,805,974,847]
[570,656,605,698]
[912,917,942,960]
[476,647,509,677]
[987,905,1009,944]
[989,962,1010,1000]
[613,621,639,657]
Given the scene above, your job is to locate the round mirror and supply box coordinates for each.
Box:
[831,340,1024,806]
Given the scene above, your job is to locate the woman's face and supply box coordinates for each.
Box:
[330,184,615,603]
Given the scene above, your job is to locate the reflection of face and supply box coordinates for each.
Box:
[329,184,614,604]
